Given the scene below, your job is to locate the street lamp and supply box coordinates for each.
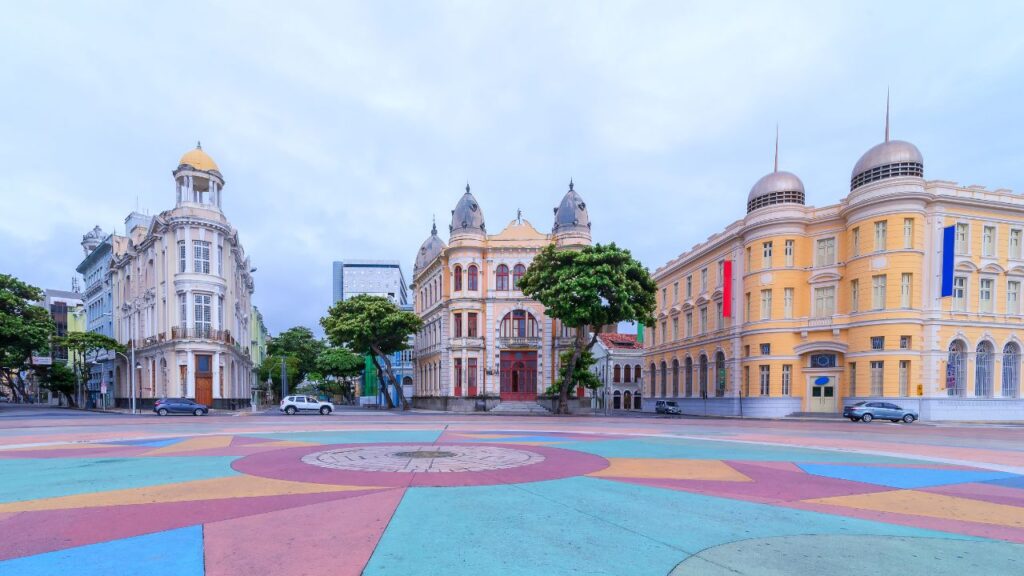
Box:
[102,311,137,415]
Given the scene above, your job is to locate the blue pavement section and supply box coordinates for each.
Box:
[985,475,1024,489]
[106,437,185,447]
[0,456,239,503]
[797,463,1019,489]
[242,429,443,444]
[364,476,976,576]
[0,525,204,576]
[553,437,917,463]
[464,435,572,443]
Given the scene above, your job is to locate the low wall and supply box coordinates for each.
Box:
[535,397,596,414]
[115,398,251,411]
[412,396,501,412]
[642,397,801,418]
[847,396,1024,422]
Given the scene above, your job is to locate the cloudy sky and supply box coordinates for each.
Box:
[2,1,1023,335]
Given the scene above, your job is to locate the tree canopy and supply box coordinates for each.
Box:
[60,331,123,402]
[38,362,76,406]
[549,349,601,396]
[256,354,301,396]
[0,274,54,402]
[266,326,325,384]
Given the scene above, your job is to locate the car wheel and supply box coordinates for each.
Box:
[320,406,331,415]
[861,413,873,423]
[157,408,168,416]
[285,406,296,415]
[193,408,204,416]
[848,417,858,422]
[903,414,915,423]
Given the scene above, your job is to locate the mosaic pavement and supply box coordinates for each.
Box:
[0,415,1022,575]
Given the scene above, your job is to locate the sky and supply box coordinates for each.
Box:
[2,1,1023,336]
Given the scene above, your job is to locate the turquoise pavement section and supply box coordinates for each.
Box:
[242,429,443,444]
[797,463,1021,489]
[0,456,239,503]
[364,476,977,576]
[552,437,919,462]
[0,525,204,576]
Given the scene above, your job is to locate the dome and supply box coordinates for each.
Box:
[746,170,805,213]
[178,142,220,173]
[850,140,923,191]
[414,221,447,271]
[450,184,485,236]
[553,180,591,233]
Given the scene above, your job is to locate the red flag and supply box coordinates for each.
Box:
[722,260,732,317]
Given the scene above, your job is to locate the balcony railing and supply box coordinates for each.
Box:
[171,326,238,346]
[498,336,542,349]
[449,337,485,349]
[807,316,835,328]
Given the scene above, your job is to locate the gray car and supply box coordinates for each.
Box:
[655,400,682,415]
[843,401,918,423]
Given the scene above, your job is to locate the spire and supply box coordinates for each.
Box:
[569,178,574,191]
[884,88,890,142]
[773,123,779,173]
[465,181,470,194]
[431,214,437,235]
[196,140,202,150]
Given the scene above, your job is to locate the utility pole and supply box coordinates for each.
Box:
[280,357,287,401]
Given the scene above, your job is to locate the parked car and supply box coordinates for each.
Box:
[843,401,917,423]
[153,398,209,416]
[655,400,682,415]
[280,395,334,415]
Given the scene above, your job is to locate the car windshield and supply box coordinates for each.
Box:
[853,402,867,406]
[666,402,678,407]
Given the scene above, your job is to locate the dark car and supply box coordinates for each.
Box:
[843,401,917,423]
[154,398,208,416]
[655,400,682,415]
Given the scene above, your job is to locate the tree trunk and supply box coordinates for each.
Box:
[373,346,410,411]
[369,355,396,409]
[559,326,601,415]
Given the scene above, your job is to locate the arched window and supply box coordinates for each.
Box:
[634,392,641,410]
[623,390,632,410]
[649,363,657,397]
[947,340,966,397]
[715,351,727,397]
[613,390,621,410]
[699,355,708,398]
[623,364,632,383]
[512,264,526,289]
[467,265,478,291]
[499,309,538,338]
[976,341,994,397]
[1003,342,1020,398]
[660,361,667,397]
[454,265,462,291]
[495,265,509,291]
[613,364,621,383]
[672,359,679,397]
[634,365,642,383]
[684,357,693,397]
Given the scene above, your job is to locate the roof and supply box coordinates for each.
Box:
[597,333,643,350]
[178,142,220,173]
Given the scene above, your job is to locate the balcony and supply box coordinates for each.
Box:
[498,336,542,349]
[171,326,239,346]
[449,337,485,350]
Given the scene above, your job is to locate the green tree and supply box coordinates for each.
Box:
[38,362,76,406]
[257,354,301,398]
[321,295,422,410]
[60,332,123,404]
[316,347,364,404]
[548,349,601,396]
[518,243,656,414]
[0,274,54,403]
[267,326,325,384]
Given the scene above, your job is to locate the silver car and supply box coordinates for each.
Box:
[843,401,918,423]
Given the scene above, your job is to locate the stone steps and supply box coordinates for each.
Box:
[489,401,552,415]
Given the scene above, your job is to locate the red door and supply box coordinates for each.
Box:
[500,351,537,400]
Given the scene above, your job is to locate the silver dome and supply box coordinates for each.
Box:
[450,184,485,236]
[850,140,923,190]
[553,180,590,233]
[414,222,447,271]
[746,171,805,213]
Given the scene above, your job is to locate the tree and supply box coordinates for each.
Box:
[0,274,54,403]
[518,243,656,414]
[316,347,364,403]
[548,349,601,396]
[256,354,301,398]
[38,362,76,407]
[60,332,123,405]
[267,326,325,384]
[321,295,422,410]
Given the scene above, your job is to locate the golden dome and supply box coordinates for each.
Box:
[178,142,219,172]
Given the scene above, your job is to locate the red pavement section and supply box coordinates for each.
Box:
[203,487,406,576]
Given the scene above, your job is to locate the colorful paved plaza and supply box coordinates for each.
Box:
[0,408,1022,575]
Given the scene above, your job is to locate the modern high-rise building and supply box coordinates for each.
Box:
[332,260,408,305]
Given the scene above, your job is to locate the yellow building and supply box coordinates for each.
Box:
[411,183,591,411]
[645,127,1024,420]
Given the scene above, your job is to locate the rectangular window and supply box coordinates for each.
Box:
[870,360,884,396]
[814,286,835,317]
[872,275,887,310]
[661,321,667,343]
[850,362,857,396]
[744,366,750,397]
[686,276,692,298]
[852,227,860,257]
[760,289,772,320]
[899,360,909,396]
[193,240,211,274]
[760,343,771,355]
[194,293,211,336]
[900,335,911,349]
[217,244,223,276]
[716,301,724,329]
[217,295,223,329]
[685,312,693,337]
[782,365,791,395]
[953,276,967,311]
[785,239,794,266]
[1008,280,1021,315]
[700,268,708,293]
[901,273,912,308]
[467,313,478,337]
[745,292,752,321]
[784,287,793,319]
[762,241,773,269]
[453,313,462,337]
[759,365,770,396]
[717,260,724,287]
[980,278,994,313]
[874,220,887,252]
[454,358,463,390]
[955,223,969,255]
[983,225,996,258]
[467,358,477,390]
[903,218,914,249]
[671,317,678,341]
[746,247,752,267]
[1011,229,1023,260]
[178,241,186,273]
[816,237,836,266]
[179,293,187,325]
[871,336,885,350]
[662,288,667,308]
[850,279,860,313]
[699,306,708,335]
[673,282,679,303]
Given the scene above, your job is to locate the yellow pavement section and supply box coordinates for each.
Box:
[143,435,235,455]
[0,475,381,513]
[807,490,1024,529]
[589,458,751,482]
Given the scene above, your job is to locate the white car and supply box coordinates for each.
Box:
[280,395,334,415]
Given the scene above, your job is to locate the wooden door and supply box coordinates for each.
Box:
[195,354,213,406]
[500,351,537,400]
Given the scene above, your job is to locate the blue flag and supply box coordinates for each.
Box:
[941,225,955,297]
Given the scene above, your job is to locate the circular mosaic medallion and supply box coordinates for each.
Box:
[301,444,545,473]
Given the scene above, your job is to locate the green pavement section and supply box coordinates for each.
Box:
[553,436,921,463]
[365,476,977,576]
[0,456,239,503]
[241,429,443,444]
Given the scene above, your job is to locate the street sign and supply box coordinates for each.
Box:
[101,384,107,394]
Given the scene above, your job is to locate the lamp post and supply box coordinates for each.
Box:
[102,311,137,414]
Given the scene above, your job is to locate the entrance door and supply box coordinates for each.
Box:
[195,354,213,406]
[500,351,537,400]
[807,375,837,412]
